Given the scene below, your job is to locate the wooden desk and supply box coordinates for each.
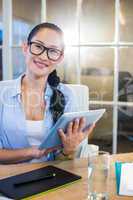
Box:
[0,159,88,200]
[110,153,133,200]
[0,153,132,200]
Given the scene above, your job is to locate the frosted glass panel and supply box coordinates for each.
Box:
[80,0,115,43]
[80,47,114,101]
[120,0,133,42]
[13,0,41,45]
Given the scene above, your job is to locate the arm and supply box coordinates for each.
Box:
[57,92,95,159]
[0,146,47,164]
[0,83,48,164]
[54,85,95,160]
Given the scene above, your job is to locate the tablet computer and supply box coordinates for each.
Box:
[39,109,106,149]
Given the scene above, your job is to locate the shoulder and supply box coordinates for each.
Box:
[0,79,18,103]
[0,79,17,89]
[0,79,17,94]
[0,74,22,90]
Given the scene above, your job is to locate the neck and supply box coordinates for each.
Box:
[22,72,48,92]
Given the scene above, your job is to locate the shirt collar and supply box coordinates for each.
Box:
[10,73,53,99]
[10,73,24,97]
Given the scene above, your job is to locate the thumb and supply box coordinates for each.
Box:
[39,149,47,156]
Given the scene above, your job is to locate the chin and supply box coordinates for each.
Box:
[34,71,49,78]
[30,67,50,78]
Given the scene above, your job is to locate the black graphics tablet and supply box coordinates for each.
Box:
[0,165,82,200]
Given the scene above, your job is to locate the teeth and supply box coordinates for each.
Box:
[37,61,43,64]
[36,61,43,65]
[34,60,48,68]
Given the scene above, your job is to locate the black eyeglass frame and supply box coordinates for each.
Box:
[28,41,64,61]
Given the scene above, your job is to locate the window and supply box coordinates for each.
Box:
[2,0,133,153]
[46,0,133,153]
[12,0,41,78]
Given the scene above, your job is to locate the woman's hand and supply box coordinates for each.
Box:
[27,146,60,159]
[27,146,47,159]
[58,118,95,156]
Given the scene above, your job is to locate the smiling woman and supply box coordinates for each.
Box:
[0,22,95,164]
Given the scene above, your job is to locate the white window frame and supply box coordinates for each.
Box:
[2,0,12,80]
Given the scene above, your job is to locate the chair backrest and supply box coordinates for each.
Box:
[66,84,89,111]
[66,84,99,158]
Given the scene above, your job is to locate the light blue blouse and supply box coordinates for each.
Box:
[0,74,78,161]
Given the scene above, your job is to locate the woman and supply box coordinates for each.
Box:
[0,22,95,163]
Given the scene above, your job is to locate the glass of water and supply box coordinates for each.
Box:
[88,151,110,200]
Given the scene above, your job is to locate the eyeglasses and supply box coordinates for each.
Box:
[29,41,63,61]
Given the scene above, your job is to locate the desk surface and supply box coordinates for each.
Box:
[0,153,132,200]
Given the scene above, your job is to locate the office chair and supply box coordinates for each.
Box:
[66,84,89,111]
[118,71,133,140]
[66,84,99,158]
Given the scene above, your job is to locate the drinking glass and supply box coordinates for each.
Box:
[88,151,110,200]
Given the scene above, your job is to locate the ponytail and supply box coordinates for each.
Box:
[48,70,65,123]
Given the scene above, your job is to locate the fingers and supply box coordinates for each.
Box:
[36,149,46,158]
[58,129,66,144]
[85,123,95,137]
[71,117,86,133]
[59,118,85,137]
[30,145,61,159]
[72,119,79,134]
[40,149,47,156]
[78,117,86,131]
[67,122,73,135]
[30,146,46,158]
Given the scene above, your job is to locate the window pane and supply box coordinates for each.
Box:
[57,47,79,83]
[118,105,133,153]
[119,48,133,102]
[80,0,115,43]
[120,0,133,42]
[12,0,41,45]
[46,0,78,45]
[89,104,113,153]
[12,48,25,79]
[80,47,114,101]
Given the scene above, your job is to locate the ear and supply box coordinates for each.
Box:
[21,42,29,55]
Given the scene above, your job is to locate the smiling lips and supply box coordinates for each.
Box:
[34,60,49,69]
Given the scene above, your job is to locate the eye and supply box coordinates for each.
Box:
[49,48,61,56]
[34,43,43,50]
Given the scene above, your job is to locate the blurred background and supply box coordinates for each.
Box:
[0,0,133,154]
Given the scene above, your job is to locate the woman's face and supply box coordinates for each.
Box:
[22,28,64,78]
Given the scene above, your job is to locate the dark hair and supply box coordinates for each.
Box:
[27,22,64,46]
[27,22,66,123]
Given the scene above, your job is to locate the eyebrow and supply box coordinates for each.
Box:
[35,40,62,50]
